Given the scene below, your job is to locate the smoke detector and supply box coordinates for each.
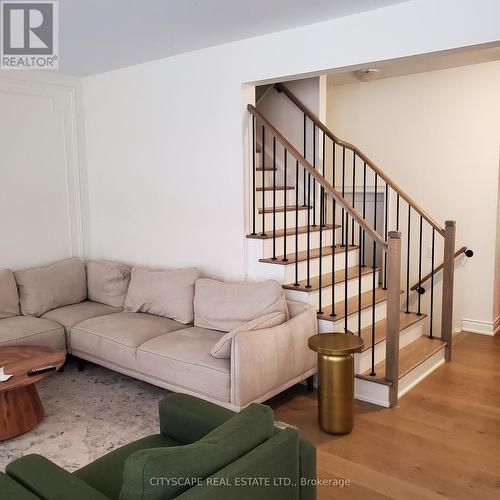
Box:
[353,69,381,82]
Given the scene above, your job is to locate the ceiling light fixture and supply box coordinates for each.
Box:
[353,68,381,81]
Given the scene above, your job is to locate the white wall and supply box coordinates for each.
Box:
[0,72,83,269]
[326,61,500,333]
[494,175,500,332]
[257,77,321,158]
[81,0,500,281]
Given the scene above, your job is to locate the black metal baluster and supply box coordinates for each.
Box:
[312,123,316,226]
[331,143,336,317]
[272,137,276,260]
[306,172,311,288]
[358,222,362,336]
[251,115,256,235]
[430,228,435,338]
[370,173,378,376]
[406,205,411,313]
[318,181,324,314]
[303,114,307,207]
[261,125,266,236]
[294,160,299,286]
[344,211,349,332]
[383,183,388,289]
[322,132,327,226]
[396,193,400,230]
[282,149,288,262]
[362,162,367,266]
[351,152,355,245]
[341,147,346,246]
[417,215,423,314]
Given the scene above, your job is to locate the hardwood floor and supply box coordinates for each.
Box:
[269,333,500,499]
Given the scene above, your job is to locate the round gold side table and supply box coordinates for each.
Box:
[308,333,364,435]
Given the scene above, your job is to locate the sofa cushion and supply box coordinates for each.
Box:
[124,267,199,324]
[119,403,274,500]
[0,269,19,319]
[14,258,87,317]
[86,260,131,308]
[0,316,65,350]
[70,312,188,369]
[210,310,286,359]
[194,278,289,332]
[42,301,122,351]
[137,326,230,403]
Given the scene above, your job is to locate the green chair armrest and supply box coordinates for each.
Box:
[0,471,40,500]
[159,393,235,444]
[299,439,317,500]
[6,454,110,500]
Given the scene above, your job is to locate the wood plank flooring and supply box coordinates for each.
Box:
[269,332,500,500]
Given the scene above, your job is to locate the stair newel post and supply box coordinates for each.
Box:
[441,220,456,362]
[386,231,402,407]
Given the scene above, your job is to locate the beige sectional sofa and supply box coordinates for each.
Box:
[0,258,317,410]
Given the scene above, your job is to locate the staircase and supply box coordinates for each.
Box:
[245,84,459,407]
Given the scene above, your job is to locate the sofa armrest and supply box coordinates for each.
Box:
[231,303,317,407]
[6,454,110,500]
[0,471,40,500]
[159,393,236,444]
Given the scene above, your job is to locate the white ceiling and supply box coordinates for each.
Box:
[58,0,407,76]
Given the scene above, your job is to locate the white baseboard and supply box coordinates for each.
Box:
[462,317,499,336]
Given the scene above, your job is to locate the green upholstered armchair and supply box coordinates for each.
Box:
[5,393,316,500]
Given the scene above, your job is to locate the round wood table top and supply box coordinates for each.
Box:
[308,332,364,356]
[0,345,66,392]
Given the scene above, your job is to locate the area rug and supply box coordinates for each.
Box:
[0,359,169,472]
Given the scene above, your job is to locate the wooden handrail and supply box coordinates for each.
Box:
[248,104,388,250]
[275,83,446,237]
[410,246,469,292]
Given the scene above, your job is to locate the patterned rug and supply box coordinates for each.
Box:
[0,359,169,472]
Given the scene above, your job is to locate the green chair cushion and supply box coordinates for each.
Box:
[119,403,274,500]
[76,433,182,500]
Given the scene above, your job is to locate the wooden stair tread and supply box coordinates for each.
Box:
[356,336,446,385]
[260,244,358,265]
[256,167,276,171]
[283,265,376,292]
[258,205,310,214]
[247,224,338,240]
[359,312,426,352]
[256,186,294,191]
[317,287,395,321]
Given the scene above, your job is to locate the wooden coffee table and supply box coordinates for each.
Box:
[0,346,65,441]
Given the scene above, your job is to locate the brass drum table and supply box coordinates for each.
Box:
[0,346,65,441]
[308,333,364,434]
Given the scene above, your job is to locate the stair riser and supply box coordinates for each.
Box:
[318,300,387,333]
[256,190,296,208]
[246,244,359,284]
[284,270,379,309]
[281,250,359,283]
[355,378,390,407]
[354,321,426,374]
[256,210,310,231]
[398,347,445,398]
[257,229,336,256]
